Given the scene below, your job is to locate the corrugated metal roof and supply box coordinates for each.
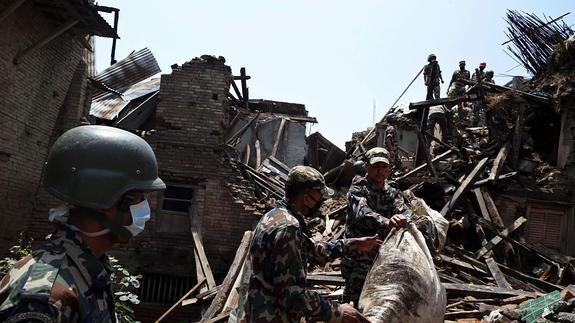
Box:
[92,48,160,100]
[91,77,160,120]
[90,48,161,120]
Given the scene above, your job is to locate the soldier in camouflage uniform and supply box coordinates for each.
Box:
[0,125,165,322]
[423,53,444,100]
[483,70,495,84]
[342,147,412,306]
[447,60,470,97]
[471,62,487,82]
[239,166,377,322]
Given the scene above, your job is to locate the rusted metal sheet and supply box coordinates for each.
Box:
[90,48,160,120]
[92,48,160,99]
[91,77,160,120]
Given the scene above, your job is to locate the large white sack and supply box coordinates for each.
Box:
[358,194,447,323]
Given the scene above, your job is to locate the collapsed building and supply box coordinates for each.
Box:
[2,3,575,322]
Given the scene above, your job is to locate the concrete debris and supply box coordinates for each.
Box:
[210,12,575,323]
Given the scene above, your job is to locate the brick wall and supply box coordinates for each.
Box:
[115,56,262,281]
[0,2,86,252]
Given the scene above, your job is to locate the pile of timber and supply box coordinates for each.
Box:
[300,76,575,321]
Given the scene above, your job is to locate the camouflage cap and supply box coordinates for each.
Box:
[365,147,390,165]
[287,165,334,198]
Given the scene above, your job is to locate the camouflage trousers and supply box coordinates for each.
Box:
[341,257,372,307]
[426,84,440,100]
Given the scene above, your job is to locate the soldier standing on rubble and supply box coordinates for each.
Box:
[0,125,166,323]
[240,166,377,323]
[342,147,412,306]
[447,60,471,97]
[423,53,444,100]
[483,70,495,84]
[471,61,487,82]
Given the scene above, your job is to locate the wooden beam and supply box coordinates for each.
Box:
[439,254,488,275]
[512,104,526,168]
[474,217,527,259]
[472,172,517,188]
[396,149,454,182]
[225,112,260,145]
[496,261,563,293]
[444,310,487,320]
[306,274,345,286]
[240,67,249,109]
[191,227,217,290]
[254,139,261,169]
[489,143,510,183]
[182,285,221,307]
[473,188,491,222]
[243,144,251,165]
[14,19,80,64]
[485,257,512,289]
[271,118,287,158]
[230,80,243,101]
[440,158,488,216]
[416,131,438,178]
[154,278,206,323]
[200,231,253,322]
[0,0,27,25]
[482,189,504,227]
[409,95,474,110]
[442,283,536,298]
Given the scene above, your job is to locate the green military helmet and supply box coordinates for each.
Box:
[43,125,166,209]
[364,147,390,165]
[287,165,334,198]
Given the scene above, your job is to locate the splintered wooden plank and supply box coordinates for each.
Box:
[154,278,206,323]
[440,158,488,216]
[191,227,217,290]
[416,130,438,178]
[396,149,454,182]
[442,283,536,298]
[488,143,510,183]
[194,250,208,293]
[485,257,512,289]
[482,189,504,227]
[473,188,491,221]
[254,139,261,169]
[439,254,489,276]
[306,274,345,286]
[200,231,253,323]
[271,118,287,158]
[474,217,527,259]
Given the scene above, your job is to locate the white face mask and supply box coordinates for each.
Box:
[48,199,151,238]
[123,199,151,237]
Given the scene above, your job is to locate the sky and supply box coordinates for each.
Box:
[95,1,573,149]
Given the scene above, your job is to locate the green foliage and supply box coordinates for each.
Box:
[109,256,142,323]
[0,233,33,278]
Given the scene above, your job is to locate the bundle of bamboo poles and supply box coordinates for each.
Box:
[504,10,573,75]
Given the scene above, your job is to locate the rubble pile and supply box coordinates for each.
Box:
[190,10,575,323]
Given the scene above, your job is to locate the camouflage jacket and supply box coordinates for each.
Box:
[239,199,346,323]
[423,61,442,86]
[0,226,115,323]
[449,69,470,91]
[345,175,412,241]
